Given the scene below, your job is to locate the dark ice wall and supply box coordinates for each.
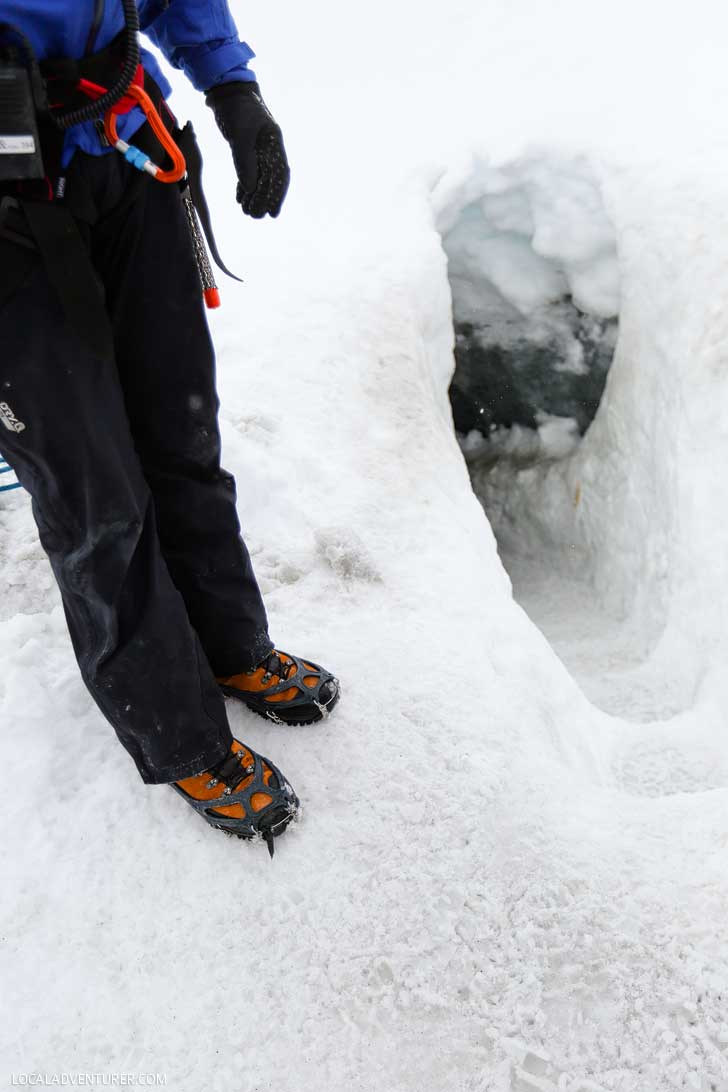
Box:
[449,298,617,440]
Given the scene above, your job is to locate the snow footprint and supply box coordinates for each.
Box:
[614,739,728,797]
[315,526,383,584]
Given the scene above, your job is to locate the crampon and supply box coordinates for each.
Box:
[218,649,340,725]
[173,739,299,857]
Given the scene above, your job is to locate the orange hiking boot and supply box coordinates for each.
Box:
[172,739,299,856]
[218,649,340,726]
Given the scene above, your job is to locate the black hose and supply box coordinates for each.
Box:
[54,0,140,130]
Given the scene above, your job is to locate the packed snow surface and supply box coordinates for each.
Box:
[4,1,728,1090]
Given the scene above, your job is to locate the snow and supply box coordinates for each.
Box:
[461,415,583,467]
[4,1,728,1089]
[438,156,620,321]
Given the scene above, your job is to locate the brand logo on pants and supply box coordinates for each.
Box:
[0,402,26,433]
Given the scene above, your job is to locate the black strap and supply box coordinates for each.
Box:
[0,196,35,250]
[85,0,106,57]
[41,31,127,119]
[210,747,250,787]
[19,199,113,360]
[175,121,242,282]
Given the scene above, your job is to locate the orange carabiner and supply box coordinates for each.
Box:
[104,82,186,184]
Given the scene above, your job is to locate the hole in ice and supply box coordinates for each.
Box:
[440,157,619,467]
[439,155,686,724]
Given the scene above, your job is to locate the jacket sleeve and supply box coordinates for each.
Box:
[142,0,257,91]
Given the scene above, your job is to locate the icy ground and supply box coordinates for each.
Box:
[4,1,728,1089]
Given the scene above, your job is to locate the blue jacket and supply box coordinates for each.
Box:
[0,0,256,164]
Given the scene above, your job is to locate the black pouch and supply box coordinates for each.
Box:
[0,24,46,182]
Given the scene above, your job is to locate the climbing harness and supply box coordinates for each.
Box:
[52,0,141,132]
[78,75,186,184]
[72,70,224,309]
[54,3,224,310]
[0,1,233,313]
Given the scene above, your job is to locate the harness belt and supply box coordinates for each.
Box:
[0,28,240,350]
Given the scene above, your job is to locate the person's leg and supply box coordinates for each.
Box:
[81,137,338,731]
[0,192,232,784]
[93,162,273,677]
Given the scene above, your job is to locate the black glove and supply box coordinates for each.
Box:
[205,81,290,219]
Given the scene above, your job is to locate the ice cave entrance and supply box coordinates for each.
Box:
[442,163,620,471]
[438,160,667,721]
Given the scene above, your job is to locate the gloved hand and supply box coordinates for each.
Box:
[205,81,290,219]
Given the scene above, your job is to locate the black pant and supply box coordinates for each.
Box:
[0,149,272,783]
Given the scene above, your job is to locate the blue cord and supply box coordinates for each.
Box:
[0,459,20,493]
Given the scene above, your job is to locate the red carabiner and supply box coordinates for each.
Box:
[103,82,186,184]
[77,73,186,184]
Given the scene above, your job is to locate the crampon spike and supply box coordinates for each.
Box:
[264,831,275,859]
